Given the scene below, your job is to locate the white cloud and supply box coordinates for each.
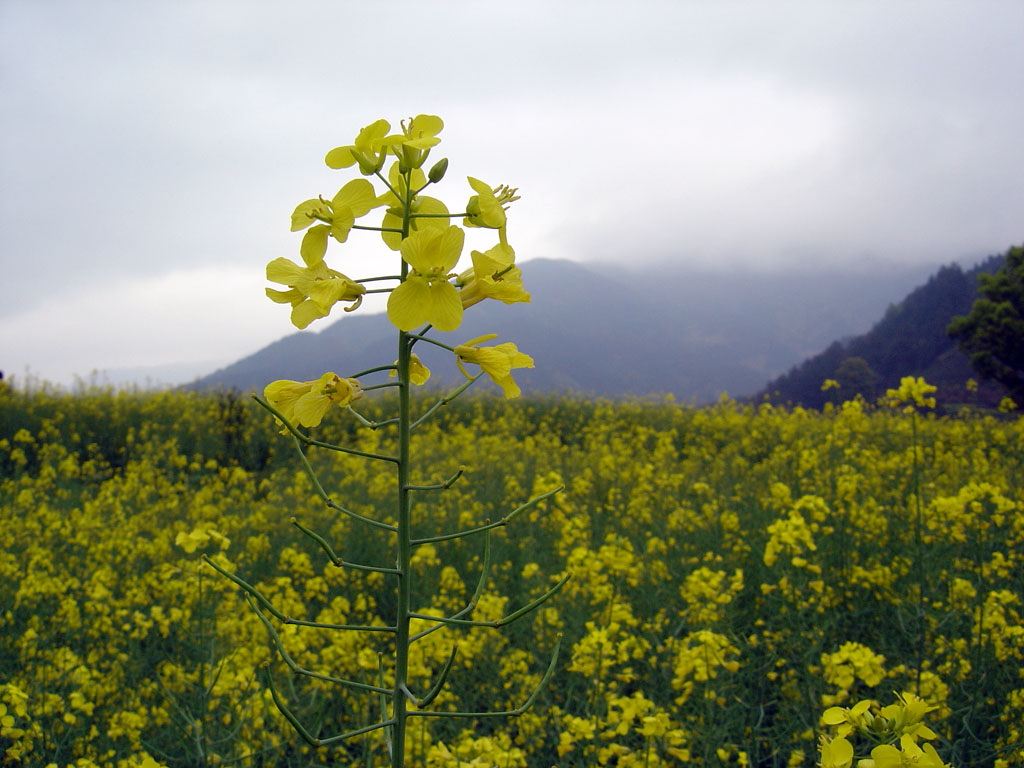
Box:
[0,265,288,386]
[2,0,1023,381]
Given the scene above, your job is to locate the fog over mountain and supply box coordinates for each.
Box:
[189,258,937,403]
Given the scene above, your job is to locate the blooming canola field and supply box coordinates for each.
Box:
[1,385,1022,767]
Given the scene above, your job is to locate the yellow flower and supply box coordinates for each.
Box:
[324,118,395,174]
[376,162,451,251]
[819,735,854,768]
[389,353,431,385]
[886,376,937,409]
[265,254,365,329]
[324,114,443,173]
[464,177,518,229]
[456,243,530,309]
[464,177,507,229]
[263,372,362,431]
[290,178,379,242]
[392,114,444,170]
[387,225,465,332]
[871,736,947,768]
[454,335,534,399]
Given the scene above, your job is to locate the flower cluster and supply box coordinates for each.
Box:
[6,370,1022,765]
[886,376,938,411]
[819,692,950,768]
[262,115,534,427]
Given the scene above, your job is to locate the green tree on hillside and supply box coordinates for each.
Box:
[834,356,878,401]
[948,244,1024,402]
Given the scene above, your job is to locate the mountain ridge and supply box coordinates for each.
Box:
[189,257,942,403]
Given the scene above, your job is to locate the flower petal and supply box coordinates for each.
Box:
[387,278,432,331]
[300,225,330,267]
[426,281,463,332]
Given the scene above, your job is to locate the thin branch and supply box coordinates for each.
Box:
[362,382,403,392]
[203,555,396,632]
[262,666,320,746]
[289,434,398,532]
[352,224,404,233]
[400,643,458,709]
[410,376,482,431]
[378,653,392,760]
[405,468,464,492]
[347,407,400,430]
[411,531,491,643]
[404,333,457,353]
[318,718,397,746]
[408,635,562,719]
[248,596,391,695]
[412,485,563,544]
[407,324,433,350]
[291,518,401,574]
[374,168,402,201]
[252,395,398,463]
[410,573,571,629]
[349,364,399,378]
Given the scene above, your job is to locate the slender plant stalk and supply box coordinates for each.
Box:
[214,115,564,767]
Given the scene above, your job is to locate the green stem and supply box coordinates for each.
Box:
[410,376,482,431]
[404,333,457,353]
[349,364,399,378]
[390,165,416,768]
[362,382,402,392]
[252,395,398,464]
[352,224,404,233]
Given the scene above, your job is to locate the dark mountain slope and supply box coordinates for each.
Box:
[758,254,1007,408]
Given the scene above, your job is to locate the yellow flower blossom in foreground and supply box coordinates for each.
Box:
[324,118,395,174]
[263,372,362,431]
[819,735,854,768]
[265,254,365,329]
[376,162,451,250]
[290,178,379,242]
[454,335,534,398]
[391,113,444,170]
[464,176,507,229]
[871,736,947,768]
[456,243,530,309]
[387,225,465,331]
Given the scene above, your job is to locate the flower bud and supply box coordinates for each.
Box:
[428,157,449,183]
[356,152,379,176]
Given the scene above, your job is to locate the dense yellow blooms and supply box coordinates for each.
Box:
[2,385,1022,765]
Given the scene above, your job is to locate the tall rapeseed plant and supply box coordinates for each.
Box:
[205,115,567,766]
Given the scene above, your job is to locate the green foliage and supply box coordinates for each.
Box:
[948,244,1024,402]
[834,356,877,402]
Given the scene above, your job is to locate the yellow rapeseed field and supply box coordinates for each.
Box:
[1,383,1022,767]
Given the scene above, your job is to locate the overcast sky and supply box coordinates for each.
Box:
[2,1,1022,386]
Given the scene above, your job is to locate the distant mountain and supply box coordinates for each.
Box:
[756,254,1008,409]
[189,258,941,403]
